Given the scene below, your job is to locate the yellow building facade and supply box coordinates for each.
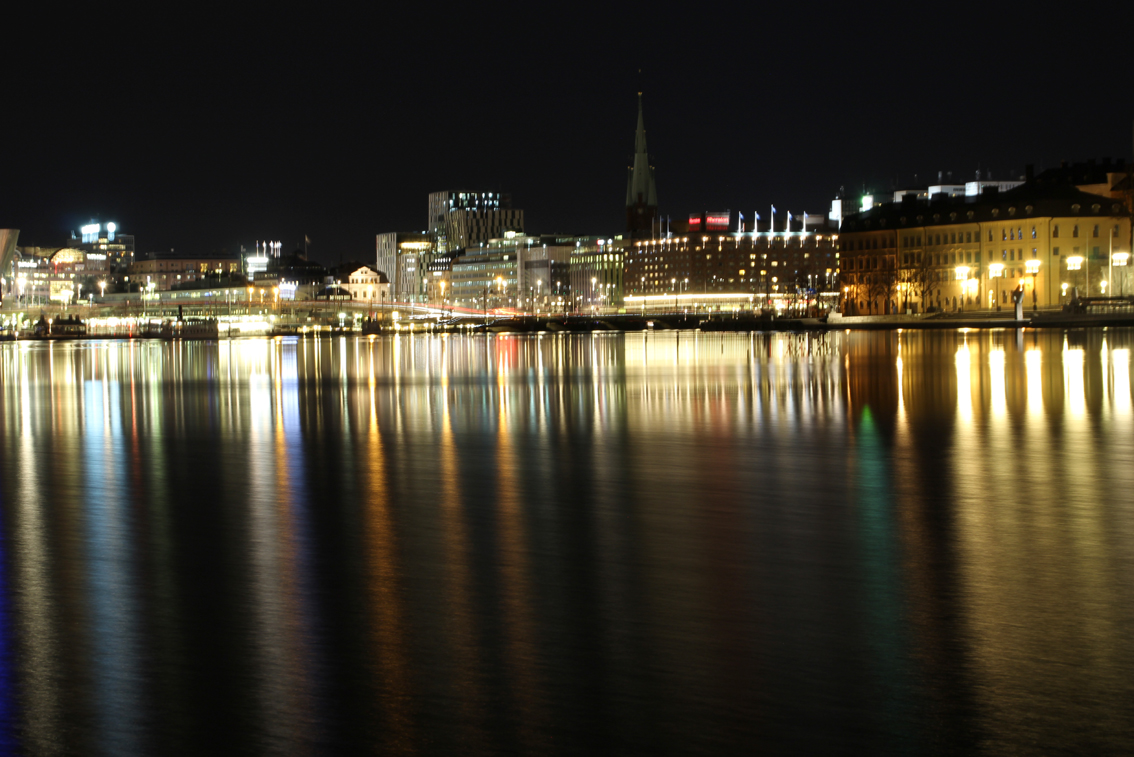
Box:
[839,185,1131,314]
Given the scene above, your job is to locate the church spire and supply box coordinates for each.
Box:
[626,93,658,237]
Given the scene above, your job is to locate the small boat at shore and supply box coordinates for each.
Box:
[32,314,87,338]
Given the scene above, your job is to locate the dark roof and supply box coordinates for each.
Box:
[1033,159,1126,187]
[841,182,1126,232]
[141,250,240,261]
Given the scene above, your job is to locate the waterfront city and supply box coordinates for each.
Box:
[3,19,1134,751]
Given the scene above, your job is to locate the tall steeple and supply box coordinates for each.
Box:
[626,93,658,238]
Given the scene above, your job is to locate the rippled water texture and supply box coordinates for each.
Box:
[0,330,1132,755]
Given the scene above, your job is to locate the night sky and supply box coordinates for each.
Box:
[4,4,1132,265]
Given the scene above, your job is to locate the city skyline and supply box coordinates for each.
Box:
[3,5,1131,263]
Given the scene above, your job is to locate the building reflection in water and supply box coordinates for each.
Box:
[0,329,1131,753]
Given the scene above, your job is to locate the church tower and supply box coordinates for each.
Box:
[626,94,658,238]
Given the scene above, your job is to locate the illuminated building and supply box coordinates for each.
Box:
[837,177,1132,314]
[129,251,242,291]
[625,94,658,239]
[343,266,391,304]
[244,241,281,278]
[72,222,134,273]
[518,238,573,311]
[376,232,431,302]
[427,191,524,254]
[6,246,107,304]
[0,229,19,304]
[449,245,518,310]
[623,215,840,313]
[448,234,576,310]
[569,238,625,311]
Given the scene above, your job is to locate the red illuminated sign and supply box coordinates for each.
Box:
[705,213,730,230]
[688,215,702,228]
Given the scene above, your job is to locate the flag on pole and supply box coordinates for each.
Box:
[738,212,745,232]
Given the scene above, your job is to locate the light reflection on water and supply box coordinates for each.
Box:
[0,330,1132,755]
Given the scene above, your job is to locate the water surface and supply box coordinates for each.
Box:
[0,330,1131,755]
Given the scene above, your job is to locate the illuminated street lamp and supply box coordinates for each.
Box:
[1112,251,1129,295]
[1025,258,1041,311]
[988,263,1004,311]
[955,266,970,312]
[1066,255,1086,298]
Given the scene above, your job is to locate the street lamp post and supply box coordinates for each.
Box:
[1112,251,1130,295]
[1025,259,1041,311]
[955,266,970,313]
[989,263,1004,311]
[1067,256,1084,300]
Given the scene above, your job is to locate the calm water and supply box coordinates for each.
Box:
[0,330,1132,755]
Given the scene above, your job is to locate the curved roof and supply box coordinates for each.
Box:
[49,247,86,265]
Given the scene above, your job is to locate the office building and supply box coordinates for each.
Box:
[72,222,134,272]
[570,238,626,311]
[448,234,576,311]
[428,191,524,253]
[375,232,431,302]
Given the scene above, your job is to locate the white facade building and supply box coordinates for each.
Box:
[344,265,390,304]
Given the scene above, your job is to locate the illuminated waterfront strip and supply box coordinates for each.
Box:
[624,292,837,302]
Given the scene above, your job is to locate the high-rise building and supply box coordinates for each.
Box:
[376,231,432,302]
[626,94,658,239]
[427,191,524,253]
[72,222,134,273]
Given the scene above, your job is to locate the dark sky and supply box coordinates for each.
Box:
[4,3,1132,265]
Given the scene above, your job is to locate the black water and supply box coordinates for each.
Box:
[0,330,1131,755]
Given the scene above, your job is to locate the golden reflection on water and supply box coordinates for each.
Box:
[0,330,1133,753]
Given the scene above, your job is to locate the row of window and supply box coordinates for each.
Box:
[851,223,1124,252]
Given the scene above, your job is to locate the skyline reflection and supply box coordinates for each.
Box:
[0,330,1131,754]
